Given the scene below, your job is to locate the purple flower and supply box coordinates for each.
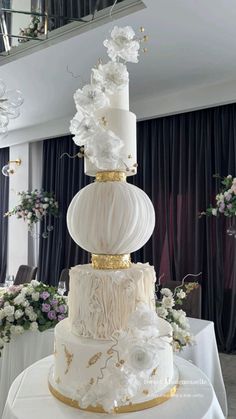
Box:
[48,310,56,320]
[58,304,66,314]
[40,291,50,300]
[227,204,233,209]
[50,298,58,306]
[42,303,51,312]
[226,194,232,202]
[57,314,65,322]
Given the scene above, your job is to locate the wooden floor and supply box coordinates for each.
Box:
[219,353,236,418]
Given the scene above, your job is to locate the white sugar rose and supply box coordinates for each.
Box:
[92,61,129,94]
[30,322,38,332]
[4,305,15,317]
[14,309,24,319]
[128,303,159,330]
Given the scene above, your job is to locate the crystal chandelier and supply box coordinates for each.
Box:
[0,79,23,138]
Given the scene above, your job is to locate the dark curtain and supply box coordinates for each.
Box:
[38,135,90,286]
[47,0,123,30]
[38,103,236,352]
[0,147,9,282]
[129,104,236,353]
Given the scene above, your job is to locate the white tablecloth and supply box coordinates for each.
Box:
[180,318,228,417]
[0,329,54,417]
[0,318,227,417]
[2,355,224,419]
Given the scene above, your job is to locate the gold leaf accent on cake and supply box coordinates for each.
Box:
[56,377,61,384]
[89,378,95,385]
[107,348,113,355]
[95,171,127,183]
[91,253,131,270]
[62,345,74,375]
[87,352,102,368]
[151,367,158,377]
[143,389,149,395]
[120,359,125,365]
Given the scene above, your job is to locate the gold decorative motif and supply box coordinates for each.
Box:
[107,348,113,355]
[151,367,158,377]
[128,154,132,159]
[143,389,149,395]
[92,254,131,270]
[87,352,102,367]
[140,26,145,32]
[101,116,108,126]
[49,381,177,413]
[62,345,74,375]
[55,377,61,384]
[89,378,95,385]
[95,171,127,182]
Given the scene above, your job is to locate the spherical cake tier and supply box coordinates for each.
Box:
[67,181,155,254]
[68,263,156,339]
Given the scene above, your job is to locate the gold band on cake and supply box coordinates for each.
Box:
[91,253,131,269]
[48,381,177,413]
[96,171,127,182]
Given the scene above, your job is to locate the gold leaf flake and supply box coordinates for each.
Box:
[143,389,149,395]
[63,345,74,375]
[87,352,102,368]
[151,367,158,376]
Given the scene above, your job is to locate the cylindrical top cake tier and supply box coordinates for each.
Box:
[68,263,156,340]
[84,84,137,177]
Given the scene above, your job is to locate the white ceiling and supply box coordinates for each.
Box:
[2,0,236,137]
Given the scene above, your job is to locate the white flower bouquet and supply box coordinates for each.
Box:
[201,174,236,218]
[5,189,59,233]
[156,282,198,351]
[0,280,67,356]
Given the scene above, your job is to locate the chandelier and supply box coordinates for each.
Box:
[0,79,23,138]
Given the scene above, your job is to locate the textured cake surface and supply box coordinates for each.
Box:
[68,263,156,339]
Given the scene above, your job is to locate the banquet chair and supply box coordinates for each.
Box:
[59,268,70,295]
[14,265,38,286]
[161,281,202,319]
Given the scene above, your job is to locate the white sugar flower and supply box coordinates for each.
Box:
[30,321,38,332]
[92,61,129,94]
[72,117,100,146]
[14,309,24,319]
[86,128,123,170]
[128,303,159,330]
[74,84,109,114]
[104,26,140,63]
[69,111,84,136]
[128,344,159,371]
[160,288,173,297]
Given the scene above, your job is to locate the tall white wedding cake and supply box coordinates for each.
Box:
[48,26,176,413]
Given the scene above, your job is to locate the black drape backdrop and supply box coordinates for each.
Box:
[0,147,9,282]
[38,136,90,285]
[38,103,236,352]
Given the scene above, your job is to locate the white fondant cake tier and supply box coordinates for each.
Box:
[53,317,174,410]
[66,182,155,254]
[68,263,156,339]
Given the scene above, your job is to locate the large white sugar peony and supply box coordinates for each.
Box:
[73,84,109,113]
[67,182,155,254]
[104,26,140,63]
[92,61,129,94]
[128,344,159,371]
[71,116,100,146]
[85,128,123,170]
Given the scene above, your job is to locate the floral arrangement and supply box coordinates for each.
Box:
[200,174,236,218]
[70,26,147,170]
[156,282,198,351]
[18,16,44,42]
[0,280,67,356]
[5,190,59,235]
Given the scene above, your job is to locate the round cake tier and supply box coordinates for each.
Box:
[67,182,155,254]
[68,263,156,339]
[84,108,137,176]
[52,318,174,412]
